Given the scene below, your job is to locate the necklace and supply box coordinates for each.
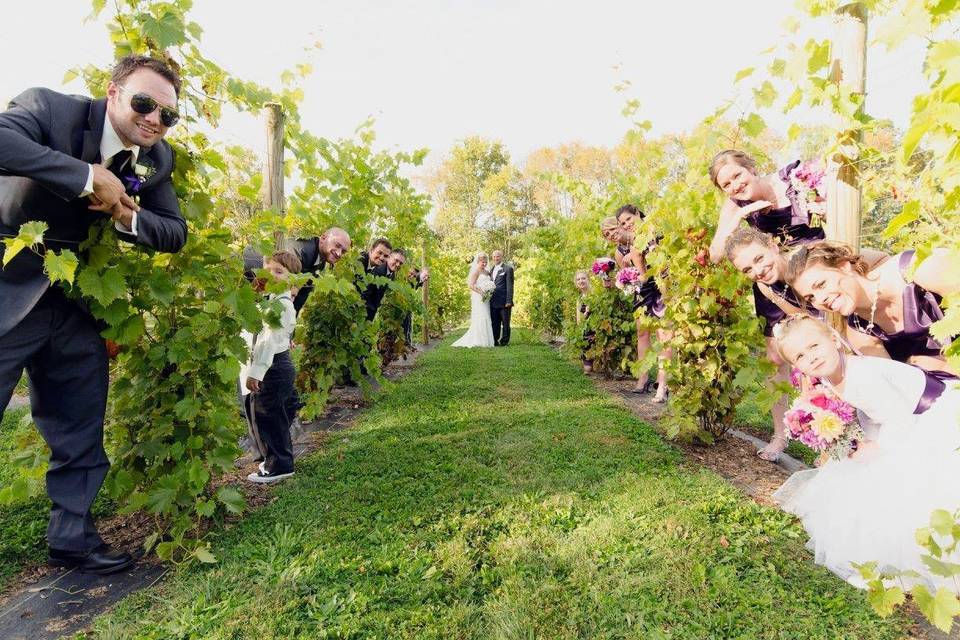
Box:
[864,279,880,333]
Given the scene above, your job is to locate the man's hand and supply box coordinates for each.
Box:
[245,377,261,393]
[505,303,513,308]
[90,164,136,210]
[103,201,138,231]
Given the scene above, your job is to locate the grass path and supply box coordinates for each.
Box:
[91,330,907,639]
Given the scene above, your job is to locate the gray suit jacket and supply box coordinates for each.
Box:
[0,88,187,337]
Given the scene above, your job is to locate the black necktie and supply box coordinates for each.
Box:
[108,150,133,181]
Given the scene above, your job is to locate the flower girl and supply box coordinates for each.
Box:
[771,315,960,590]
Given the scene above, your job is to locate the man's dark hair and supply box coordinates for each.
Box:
[370,238,392,252]
[111,55,182,98]
[615,203,645,220]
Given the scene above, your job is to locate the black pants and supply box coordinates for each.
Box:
[244,351,297,474]
[402,312,413,345]
[0,288,109,552]
[490,305,511,345]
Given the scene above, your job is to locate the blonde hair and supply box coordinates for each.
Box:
[771,314,836,362]
[723,226,777,262]
[574,270,591,291]
[708,149,758,189]
[785,241,870,286]
[600,217,633,246]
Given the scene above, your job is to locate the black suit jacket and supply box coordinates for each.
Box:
[357,252,391,321]
[490,262,514,308]
[0,88,187,337]
[243,238,326,313]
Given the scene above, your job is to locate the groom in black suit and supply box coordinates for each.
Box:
[489,250,514,346]
[0,56,187,573]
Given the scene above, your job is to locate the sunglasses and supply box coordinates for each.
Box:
[117,85,180,127]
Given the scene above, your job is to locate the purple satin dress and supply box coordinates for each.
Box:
[739,160,827,335]
[623,239,666,319]
[847,250,953,364]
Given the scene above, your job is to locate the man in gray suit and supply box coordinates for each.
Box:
[0,56,187,573]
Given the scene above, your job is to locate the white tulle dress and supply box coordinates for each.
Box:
[452,271,495,348]
[773,355,960,590]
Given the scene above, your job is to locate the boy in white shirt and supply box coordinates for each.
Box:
[244,250,302,484]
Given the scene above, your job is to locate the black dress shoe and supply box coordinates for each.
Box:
[49,544,134,575]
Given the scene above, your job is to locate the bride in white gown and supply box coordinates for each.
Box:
[452,252,496,348]
[772,315,960,591]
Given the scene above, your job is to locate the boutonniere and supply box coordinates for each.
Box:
[123,160,157,194]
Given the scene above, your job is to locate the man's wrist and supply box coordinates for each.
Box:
[80,164,95,198]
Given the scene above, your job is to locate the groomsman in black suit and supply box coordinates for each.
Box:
[243,227,352,313]
[358,238,392,321]
[0,56,188,574]
[489,250,514,346]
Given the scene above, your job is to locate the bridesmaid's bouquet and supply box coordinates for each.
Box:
[592,257,616,281]
[784,385,864,460]
[615,267,643,296]
[789,160,827,223]
[479,279,496,302]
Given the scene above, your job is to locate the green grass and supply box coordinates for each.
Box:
[87,329,906,639]
[0,405,49,590]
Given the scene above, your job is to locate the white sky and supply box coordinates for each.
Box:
[1,1,932,167]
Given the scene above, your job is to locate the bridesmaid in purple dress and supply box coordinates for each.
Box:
[707,150,827,461]
[616,205,672,402]
[787,242,958,376]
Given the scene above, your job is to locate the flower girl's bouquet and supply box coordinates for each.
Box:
[592,257,616,282]
[615,267,643,297]
[479,278,496,302]
[789,160,827,224]
[784,382,864,460]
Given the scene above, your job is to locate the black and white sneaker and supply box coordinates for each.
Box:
[246,468,294,484]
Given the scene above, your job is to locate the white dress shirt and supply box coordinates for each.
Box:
[80,114,139,236]
[491,263,502,282]
[242,292,297,389]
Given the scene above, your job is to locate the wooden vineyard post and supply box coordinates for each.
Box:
[263,102,286,250]
[825,2,868,330]
[421,237,430,346]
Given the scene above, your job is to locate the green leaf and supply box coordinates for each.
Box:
[741,113,766,138]
[43,250,80,284]
[882,201,919,238]
[734,67,755,83]
[147,275,176,306]
[77,268,127,306]
[174,397,201,421]
[142,10,187,48]
[930,509,956,537]
[193,546,217,564]
[913,585,960,633]
[753,81,777,108]
[866,585,905,617]
[806,40,831,74]
[922,554,960,578]
[216,486,245,514]
[146,477,180,514]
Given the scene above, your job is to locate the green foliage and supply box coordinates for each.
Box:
[569,283,636,377]
[376,276,420,366]
[295,270,382,420]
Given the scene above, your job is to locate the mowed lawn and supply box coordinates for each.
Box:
[91,330,907,639]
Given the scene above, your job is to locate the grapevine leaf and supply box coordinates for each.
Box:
[43,250,80,284]
[913,585,960,633]
[216,486,245,514]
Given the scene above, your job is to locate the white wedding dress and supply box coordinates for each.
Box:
[774,355,960,591]
[452,271,495,348]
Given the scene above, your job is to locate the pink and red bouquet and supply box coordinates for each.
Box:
[592,257,616,281]
[784,390,863,460]
[615,266,643,296]
[789,160,827,223]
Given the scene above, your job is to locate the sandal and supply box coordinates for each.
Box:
[632,380,654,395]
[651,387,669,403]
[757,436,788,462]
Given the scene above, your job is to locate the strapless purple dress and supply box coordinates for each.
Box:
[847,250,953,363]
[740,160,826,336]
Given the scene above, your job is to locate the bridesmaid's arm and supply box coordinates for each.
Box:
[911,249,960,298]
[709,199,770,264]
[860,248,890,270]
[846,328,891,359]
